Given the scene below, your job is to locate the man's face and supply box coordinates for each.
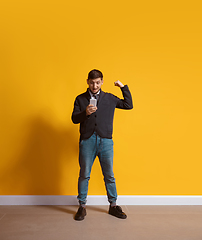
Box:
[87,77,103,94]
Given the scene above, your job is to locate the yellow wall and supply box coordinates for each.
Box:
[0,0,202,195]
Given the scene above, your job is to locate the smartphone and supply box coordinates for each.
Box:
[90,99,97,107]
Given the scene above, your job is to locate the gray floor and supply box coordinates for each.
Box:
[0,205,202,240]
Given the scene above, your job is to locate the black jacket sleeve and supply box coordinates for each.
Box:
[116,85,133,109]
[71,97,88,124]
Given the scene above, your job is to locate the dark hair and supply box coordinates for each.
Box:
[87,69,103,80]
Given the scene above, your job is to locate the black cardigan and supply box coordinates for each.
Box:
[72,85,133,141]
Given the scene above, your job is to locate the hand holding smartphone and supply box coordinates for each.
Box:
[90,99,97,107]
[86,99,97,116]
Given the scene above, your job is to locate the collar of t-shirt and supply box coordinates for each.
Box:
[88,89,100,99]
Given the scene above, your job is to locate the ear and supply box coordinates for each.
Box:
[87,79,89,85]
[101,79,104,85]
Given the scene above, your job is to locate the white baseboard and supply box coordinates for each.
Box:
[0,195,202,205]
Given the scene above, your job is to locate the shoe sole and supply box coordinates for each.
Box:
[108,211,127,219]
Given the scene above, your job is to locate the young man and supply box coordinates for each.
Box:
[71,69,133,221]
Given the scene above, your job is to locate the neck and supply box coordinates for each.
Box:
[89,89,101,95]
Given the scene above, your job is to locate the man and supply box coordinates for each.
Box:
[71,69,133,221]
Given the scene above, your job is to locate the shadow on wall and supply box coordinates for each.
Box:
[0,115,79,195]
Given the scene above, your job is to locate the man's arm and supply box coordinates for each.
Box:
[71,97,87,124]
[114,80,133,109]
[71,97,97,124]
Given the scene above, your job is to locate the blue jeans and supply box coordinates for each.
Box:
[78,132,117,205]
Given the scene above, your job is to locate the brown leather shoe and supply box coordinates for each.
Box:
[74,206,86,221]
[108,205,127,219]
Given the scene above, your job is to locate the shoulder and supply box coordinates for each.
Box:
[101,91,119,103]
[101,90,115,98]
[75,90,89,100]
